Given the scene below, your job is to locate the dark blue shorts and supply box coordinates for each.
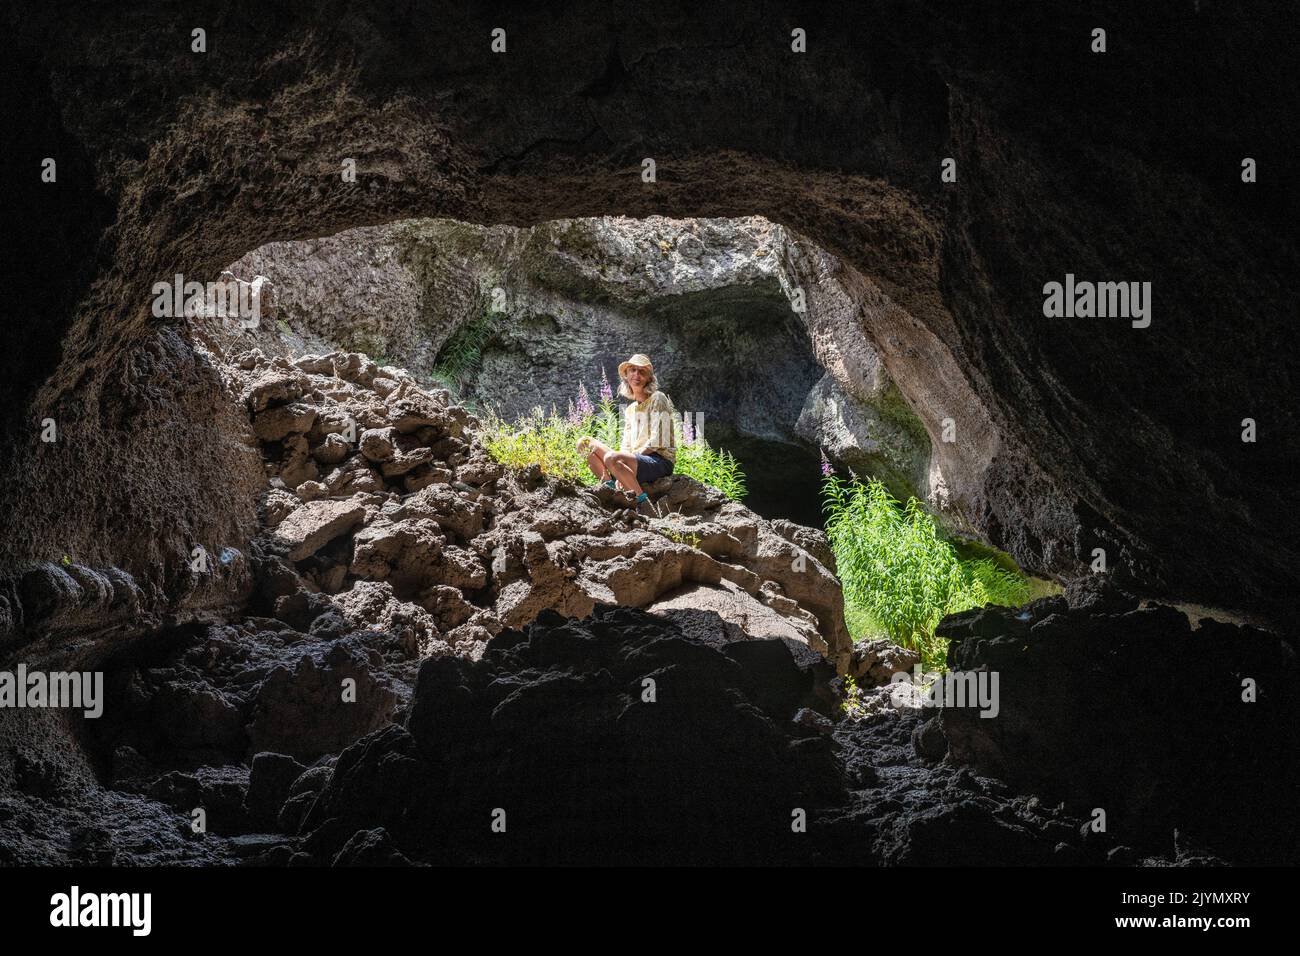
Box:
[634,452,674,484]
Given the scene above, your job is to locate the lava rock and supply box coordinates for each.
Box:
[331,827,410,867]
[304,607,849,865]
[244,752,308,829]
[248,647,399,762]
[271,499,367,561]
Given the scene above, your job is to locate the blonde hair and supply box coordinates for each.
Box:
[618,368,658,400]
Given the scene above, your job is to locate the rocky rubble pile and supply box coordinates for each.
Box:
[13,347,1290,867]
[0,343,853,862]
[915,576,1300,864]
[12,595,1277,867]
[2,345,865,862]
[275,607,1095,866]
[231,347,851,671]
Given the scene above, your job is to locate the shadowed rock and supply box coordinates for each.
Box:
[934,579,1300,864]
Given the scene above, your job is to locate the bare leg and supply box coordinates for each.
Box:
[585,440,613,481]
[604,451,643,496]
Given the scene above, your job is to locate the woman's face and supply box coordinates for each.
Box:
[625,366,649,390]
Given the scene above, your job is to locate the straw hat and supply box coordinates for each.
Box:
[618,354,655,380]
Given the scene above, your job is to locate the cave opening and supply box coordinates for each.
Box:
[191,211,1062,675]
[217,214,939,531]
[6,2,1296,873]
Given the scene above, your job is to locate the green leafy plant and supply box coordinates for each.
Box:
[659,526,702,548]
[432,306,500,395]
[673,439,746,501]
[822,475,1032,669]
[479,401,607,485]
[841,673,868,719]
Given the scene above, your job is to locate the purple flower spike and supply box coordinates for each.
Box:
[599,368,614,402]
[820,447,834,477]
[576,383,594,417]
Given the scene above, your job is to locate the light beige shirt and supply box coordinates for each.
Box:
[621,390,677,462]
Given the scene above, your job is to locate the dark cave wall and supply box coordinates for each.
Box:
[3,0,1298,648]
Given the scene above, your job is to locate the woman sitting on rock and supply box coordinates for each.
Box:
[578,353,676,513]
